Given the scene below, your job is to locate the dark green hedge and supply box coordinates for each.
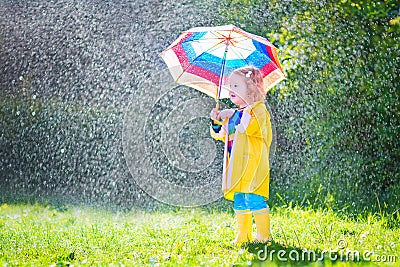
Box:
[217,0,400,219]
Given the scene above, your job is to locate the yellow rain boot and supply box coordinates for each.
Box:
[233,210,253,245]
[253,208,271,243]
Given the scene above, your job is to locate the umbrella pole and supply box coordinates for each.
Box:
[216,43,229,112]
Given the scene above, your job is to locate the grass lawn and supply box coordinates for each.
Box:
[0,202,398,266]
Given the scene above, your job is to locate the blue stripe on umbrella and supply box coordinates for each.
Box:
[183,31,207,42]
[181,42,198,62]
[180,32,210,62]
[225,58,248,68]
[178,51,273,78]
[252,40,270,57]
[194,52,249,68]
[191,51,222,64]
[179,37,274,77]
[245,51,272,69]
[188,55,249,77]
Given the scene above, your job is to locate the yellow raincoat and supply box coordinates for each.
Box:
[210,101,272,201]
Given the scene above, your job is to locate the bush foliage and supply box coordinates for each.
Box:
[218,0,399,216]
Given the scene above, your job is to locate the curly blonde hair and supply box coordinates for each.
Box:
[230,66,266,103]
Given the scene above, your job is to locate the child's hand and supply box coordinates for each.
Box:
[210,108,234,121]
[219,109,235,120]
[210,108,220,120]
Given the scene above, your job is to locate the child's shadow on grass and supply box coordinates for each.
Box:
[234,240,367,266]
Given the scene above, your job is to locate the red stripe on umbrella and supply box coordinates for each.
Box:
[260,61,277,76]
[186,65,221,85]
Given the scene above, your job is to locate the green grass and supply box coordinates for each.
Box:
[0,203,398,266]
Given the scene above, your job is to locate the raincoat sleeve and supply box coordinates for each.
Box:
[210,118,227,142]
[235,107,272,147]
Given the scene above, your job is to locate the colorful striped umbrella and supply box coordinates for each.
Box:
[159,24,285,107]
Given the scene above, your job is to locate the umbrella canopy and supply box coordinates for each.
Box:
[159,24,285,101]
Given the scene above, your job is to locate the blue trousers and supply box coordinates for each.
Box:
[233,192,269,214]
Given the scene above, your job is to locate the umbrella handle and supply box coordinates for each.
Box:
[215,43,229,113]
[215,101,220,112]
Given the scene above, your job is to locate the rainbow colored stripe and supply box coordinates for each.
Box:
[227,110,243,157]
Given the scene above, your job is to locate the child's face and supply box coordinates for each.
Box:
[228,73,250,107]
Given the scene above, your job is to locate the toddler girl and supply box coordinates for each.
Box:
[210,66,272,245]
